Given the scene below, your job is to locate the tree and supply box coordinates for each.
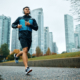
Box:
[0,43,10,56]
[7,53,14,60]
[7,51,20,60]
[65,0,80,22]
[46,47,51,55]
[13,49,20,54]
[27,52,31,58]
[36,46,42,57]
[32,53,36,58]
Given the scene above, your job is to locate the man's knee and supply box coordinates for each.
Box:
[23,47,28,53]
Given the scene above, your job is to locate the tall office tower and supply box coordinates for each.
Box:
[74,32,79,48]
[11,29,21,51]
[44,27,49,54]
[52,42,54,52]
[49,32,53,53]
[64,14,75,52]
[75,24,80,48]
[53,42,58,54]
[29,8,44,54]
[75,24,80,32]
[0,14,11,50]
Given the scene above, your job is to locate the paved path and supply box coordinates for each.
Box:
[0,66,80,80]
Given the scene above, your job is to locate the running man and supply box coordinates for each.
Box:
[11,6,38,75]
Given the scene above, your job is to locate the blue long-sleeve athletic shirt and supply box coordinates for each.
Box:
[11,14,38,40]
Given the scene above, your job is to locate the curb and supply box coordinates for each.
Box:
[0,57,80,68]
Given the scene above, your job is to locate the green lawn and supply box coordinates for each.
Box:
[1,51,80,63]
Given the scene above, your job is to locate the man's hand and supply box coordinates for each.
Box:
[25,21,30,26]
[17,24,22,28]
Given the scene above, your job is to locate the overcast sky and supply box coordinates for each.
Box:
[0,0,79,54]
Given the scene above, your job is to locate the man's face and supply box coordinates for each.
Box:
[24,8,30,14]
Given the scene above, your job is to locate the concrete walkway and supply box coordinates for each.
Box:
[0,66,80,80]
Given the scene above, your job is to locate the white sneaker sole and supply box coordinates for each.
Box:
[25,68,32,75]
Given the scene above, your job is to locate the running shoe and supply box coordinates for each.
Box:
[14,53,19,63]
[25,66,32,75]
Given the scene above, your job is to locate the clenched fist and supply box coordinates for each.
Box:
[17,24,22,28]
[25,21,30,26]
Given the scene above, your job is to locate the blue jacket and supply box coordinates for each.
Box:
[12,14,38,40]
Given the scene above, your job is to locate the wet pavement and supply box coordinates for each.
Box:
[0,66,80,80]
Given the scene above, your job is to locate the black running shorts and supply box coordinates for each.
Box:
[19,30,32,51]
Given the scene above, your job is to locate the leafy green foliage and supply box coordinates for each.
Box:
[0,43,9,56]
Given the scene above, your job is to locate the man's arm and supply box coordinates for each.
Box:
[12,17,20,28]
[29,19,38,31]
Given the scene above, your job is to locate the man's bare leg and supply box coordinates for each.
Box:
[22,47,28,69]
[16,51,23,57]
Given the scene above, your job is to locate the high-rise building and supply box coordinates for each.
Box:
[29,8,44,54]
[74,32,79,48]
[44,27,49,54]
[53,42,58,54]
[75,24,80,48]
[0,14,11,50]
[75,24,80,32]
[64,14,75,52]
[11,29,21,51]
[49,32,53,53]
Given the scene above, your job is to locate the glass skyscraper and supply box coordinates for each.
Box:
[11,29,21,51]
[64,14,75,52]
[74,32,79,48]
[29,8,44,54]
[75,24,80,32]
[75,24,80,48]
[0,14,11,50]
[53,42,58,54]
[44,27,49,54]
[49,32,53,53]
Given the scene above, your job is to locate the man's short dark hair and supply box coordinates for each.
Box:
[23,6,30,14]
[23,6,30,10]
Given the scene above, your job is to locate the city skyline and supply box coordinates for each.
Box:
[0,0,79,53]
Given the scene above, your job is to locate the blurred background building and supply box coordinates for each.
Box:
[0,14,11,50]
